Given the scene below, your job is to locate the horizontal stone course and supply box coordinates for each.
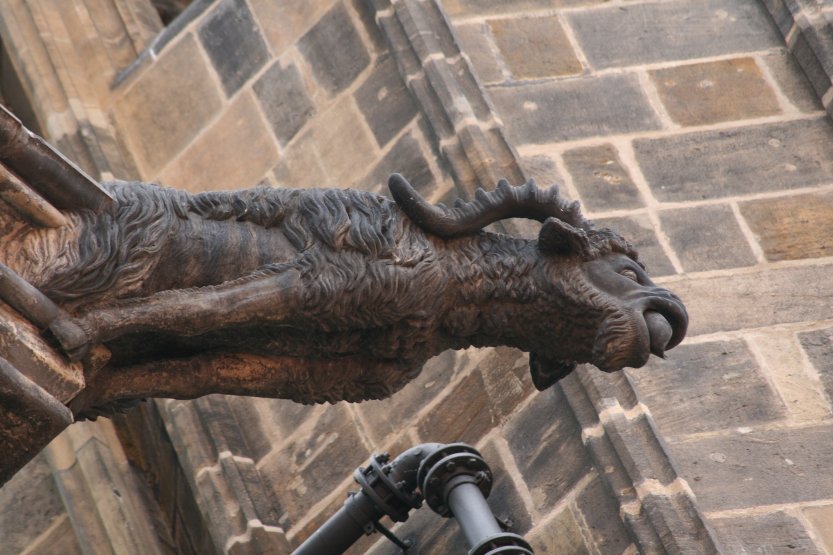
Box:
[667,424,833,511]
[567,0,782,69]
[634,117,833,202]
[668,262,833,336]
[710,511,822,554]
[627,339,786,436]
[490,74,662,144]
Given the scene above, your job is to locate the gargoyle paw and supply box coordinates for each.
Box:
[49,317,93,361]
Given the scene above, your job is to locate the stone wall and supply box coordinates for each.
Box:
[2,0,833,553]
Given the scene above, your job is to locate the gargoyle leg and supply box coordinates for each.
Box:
[53,268,303,359]
[70,352,414,417]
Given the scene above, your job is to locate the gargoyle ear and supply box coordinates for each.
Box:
[529,352,577,391]
[537,217,593,257]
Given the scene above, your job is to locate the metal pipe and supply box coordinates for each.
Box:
[293,491,380,555]
[446,476,503,547]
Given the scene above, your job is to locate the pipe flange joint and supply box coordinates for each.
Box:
[417,443,492,517]
[354,452,421,523]
[469,533,534,555]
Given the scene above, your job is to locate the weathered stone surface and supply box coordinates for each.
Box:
[159,92,280,190]
[354,56,418,147]
[290,95,377,184]
[197,0,270,97]
[711,511,821,554]
[562,144,643,212]
[249,0,338,54]
[490,75,661,144]
[790,29,833,100]
[804,504,833,553]
[258,404,369,520]
[364,132,435,196]
[798,326,833,402]
[0,453,69,554]
[567,0,781,69]
[113,34,223,175]
[254,61,316,146]
[740,191,833,261]
[443,0,600,16]
[0,303,84,402]
[628,340,786,436]
[480,441,533,534]
[504,387,591,512]
[527,506,589,555]
[454,24,504,84]
[574,474,632,555]
[659,204,757,271]
[649,58,780,126]
[668,424,833,511]
[24,515,83,555]
[417,370,498,445]
[298,3,370,95]
[489,16,582,79]
[763,51,824,113]
[595,214,675,277]
[358,349,466,444]
[272,142,329,189]
[669,262,833,336]
[634,117,833,201]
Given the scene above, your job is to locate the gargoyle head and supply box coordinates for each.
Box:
[389,174,688,390]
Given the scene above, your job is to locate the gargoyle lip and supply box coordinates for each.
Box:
[643,295,688,354]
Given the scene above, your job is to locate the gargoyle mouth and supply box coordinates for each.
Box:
[643,296,688,359]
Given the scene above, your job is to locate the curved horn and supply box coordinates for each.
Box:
[388,173,590,238]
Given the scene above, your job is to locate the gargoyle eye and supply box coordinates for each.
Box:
[621,268,639,282]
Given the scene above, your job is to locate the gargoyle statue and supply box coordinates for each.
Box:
[1,174,687,417]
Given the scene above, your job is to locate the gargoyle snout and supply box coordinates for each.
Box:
[642,292,688,358]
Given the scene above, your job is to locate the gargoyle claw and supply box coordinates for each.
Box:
[49,317,92,361]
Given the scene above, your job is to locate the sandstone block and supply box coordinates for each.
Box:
[254,60,316,146]
[562,144,643,212]
[454,24,504,84]
[113,34,223,176]
[595,214,675,277]
[158,92,280,190]
[740,191,833,262]
[650,58,780,126]
[567,0,781,69]
[659,204,757,271]
[628,340,786,437]
[667,424,833,511]
[298,3,370,96]
[762,51,824,113]
[490,75,661,144]
[489,16,582,79]
[198,0,270,96]
[711,511,821,554]
[249,0,337,55]
[634,117,833,202]
[504,387,591,512]
[354,56,418,148]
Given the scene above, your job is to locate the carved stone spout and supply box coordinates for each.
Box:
[1,170,687,419]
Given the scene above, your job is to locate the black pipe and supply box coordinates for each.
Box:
[293,442,534,554]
